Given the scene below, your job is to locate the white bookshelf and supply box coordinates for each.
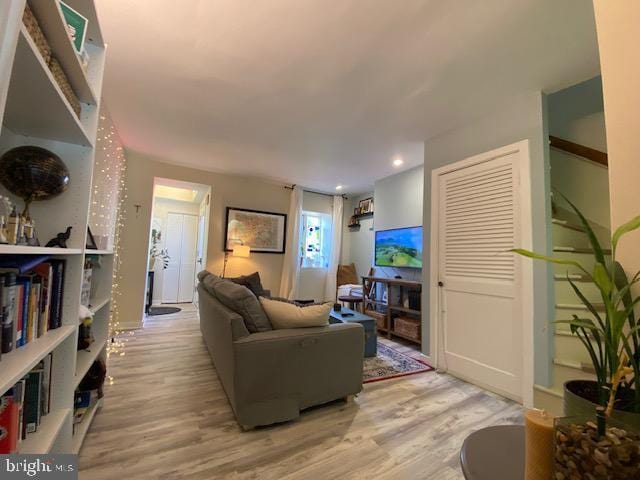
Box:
[0,0,110,455]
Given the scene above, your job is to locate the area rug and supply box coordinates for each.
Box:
[148,306,182,316]
[363,342,433,383]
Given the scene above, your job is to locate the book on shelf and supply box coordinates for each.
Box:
[0,257,66,358]
[0,353,53,451]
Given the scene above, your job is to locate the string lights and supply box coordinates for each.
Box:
[90,108,129,376]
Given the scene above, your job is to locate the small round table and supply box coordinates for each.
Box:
[338,295,363,312]
[460,425,525,480]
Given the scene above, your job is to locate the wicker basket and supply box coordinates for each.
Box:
[394,316,421,341]
[365,309,386,330]
[49,57,81,118]
[23,4,52,64]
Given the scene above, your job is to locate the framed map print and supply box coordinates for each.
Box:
[224,207,287,254]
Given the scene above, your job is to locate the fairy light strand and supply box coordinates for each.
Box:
[90,108,129,379]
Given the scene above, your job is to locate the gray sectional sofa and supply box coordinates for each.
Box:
[197,272,364,429]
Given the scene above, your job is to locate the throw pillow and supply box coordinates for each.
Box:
[337,263,358,286]
[228,272,266,297]
[259,297,332,329]
[213,279,272,333]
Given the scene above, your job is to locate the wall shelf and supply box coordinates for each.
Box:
[28,0,98,104]
[3,27,93,146]
[0,0,110,455]
[88,297,110,316]
[19,408,72,454]
[74,338,107,389]
[0,326,75,397]
[0,245,83,255]
[71,397,102,454]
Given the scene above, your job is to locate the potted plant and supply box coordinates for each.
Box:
[149,229,170,271]
[513,194,640,428]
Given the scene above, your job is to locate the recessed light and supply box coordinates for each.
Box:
[336,185,343,191]
[393,157,404,167]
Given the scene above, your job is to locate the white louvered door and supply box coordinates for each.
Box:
[438,149,524,401]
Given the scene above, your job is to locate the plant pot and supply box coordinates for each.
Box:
[554,415,640,479]
[564,380,640,430]
[148,256,156,271]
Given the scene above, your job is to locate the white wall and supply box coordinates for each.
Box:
[341,192,374,280]
[118,153,290,329]
[593,0,640,291]
[150,197,201,304]
[423,92,552,377]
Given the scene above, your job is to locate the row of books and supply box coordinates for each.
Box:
[0,353,53,453]
[0,255,66,357]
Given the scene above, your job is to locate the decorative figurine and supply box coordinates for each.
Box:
[16,214,27,245]
[45,226,72,248]
[0,216,7,244]
[6,206,18,245]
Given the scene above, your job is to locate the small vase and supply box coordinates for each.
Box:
[148,256,156,271]
[554,415,640,479]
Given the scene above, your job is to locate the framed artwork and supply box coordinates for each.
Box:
[224,207,287,254]
[358,197,374,214]
[59,1,89,53]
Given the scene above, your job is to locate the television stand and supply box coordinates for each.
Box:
[361,276,422,347]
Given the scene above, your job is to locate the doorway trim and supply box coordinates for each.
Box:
[429,140,534,406]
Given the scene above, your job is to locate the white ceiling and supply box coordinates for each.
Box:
[98,0,600,194]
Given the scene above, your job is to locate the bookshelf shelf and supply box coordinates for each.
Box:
[88,297,110,316]
[0,0,111,455]
[0,245,83,255]
[28,0,98,105]
[0,325,75,397]
[74,339,107,389]
[3,27,93,146]
[71,397,102,454]
[19,408,72,454]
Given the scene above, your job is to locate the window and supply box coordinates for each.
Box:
[301,211,331,269]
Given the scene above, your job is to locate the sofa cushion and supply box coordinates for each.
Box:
[213,278,272,333]
[259,297,332,329]
[228,272,266,297]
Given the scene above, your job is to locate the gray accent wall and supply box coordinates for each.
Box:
[373,166,424,282]
[422,91,554,385]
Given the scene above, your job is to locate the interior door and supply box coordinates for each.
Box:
[162,213,183,303]
[437,149,525,401]
[178,214,198,302]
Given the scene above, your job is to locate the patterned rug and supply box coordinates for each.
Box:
[363,342,434,383]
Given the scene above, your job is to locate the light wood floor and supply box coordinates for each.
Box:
[79,304,522,480]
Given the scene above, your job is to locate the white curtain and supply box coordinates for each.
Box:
[279,186,303,299]
[324,195,343,301]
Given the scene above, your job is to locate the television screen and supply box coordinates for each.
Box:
[375,226,423,268]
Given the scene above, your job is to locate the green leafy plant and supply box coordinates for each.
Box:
[150,228,170,269]
[513,193,640,415]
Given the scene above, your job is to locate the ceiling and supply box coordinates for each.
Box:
[154,177,210,204]
[98,0,600,194]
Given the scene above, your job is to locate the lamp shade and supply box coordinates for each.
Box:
[232,245,251,258]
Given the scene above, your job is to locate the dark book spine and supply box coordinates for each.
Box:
[23,371,42,434]
[49,261,65,330]
[1,274,17,354]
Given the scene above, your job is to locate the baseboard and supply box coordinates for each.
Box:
[117,321,142,331]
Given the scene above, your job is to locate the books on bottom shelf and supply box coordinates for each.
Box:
[0,255,67,360]
[0,353,53,453]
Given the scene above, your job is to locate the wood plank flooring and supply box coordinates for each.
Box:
[79,304,522,480]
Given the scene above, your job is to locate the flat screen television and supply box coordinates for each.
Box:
[375,226,423,268]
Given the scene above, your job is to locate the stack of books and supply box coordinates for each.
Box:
[0,255,66,357]
[0,353,53,453]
